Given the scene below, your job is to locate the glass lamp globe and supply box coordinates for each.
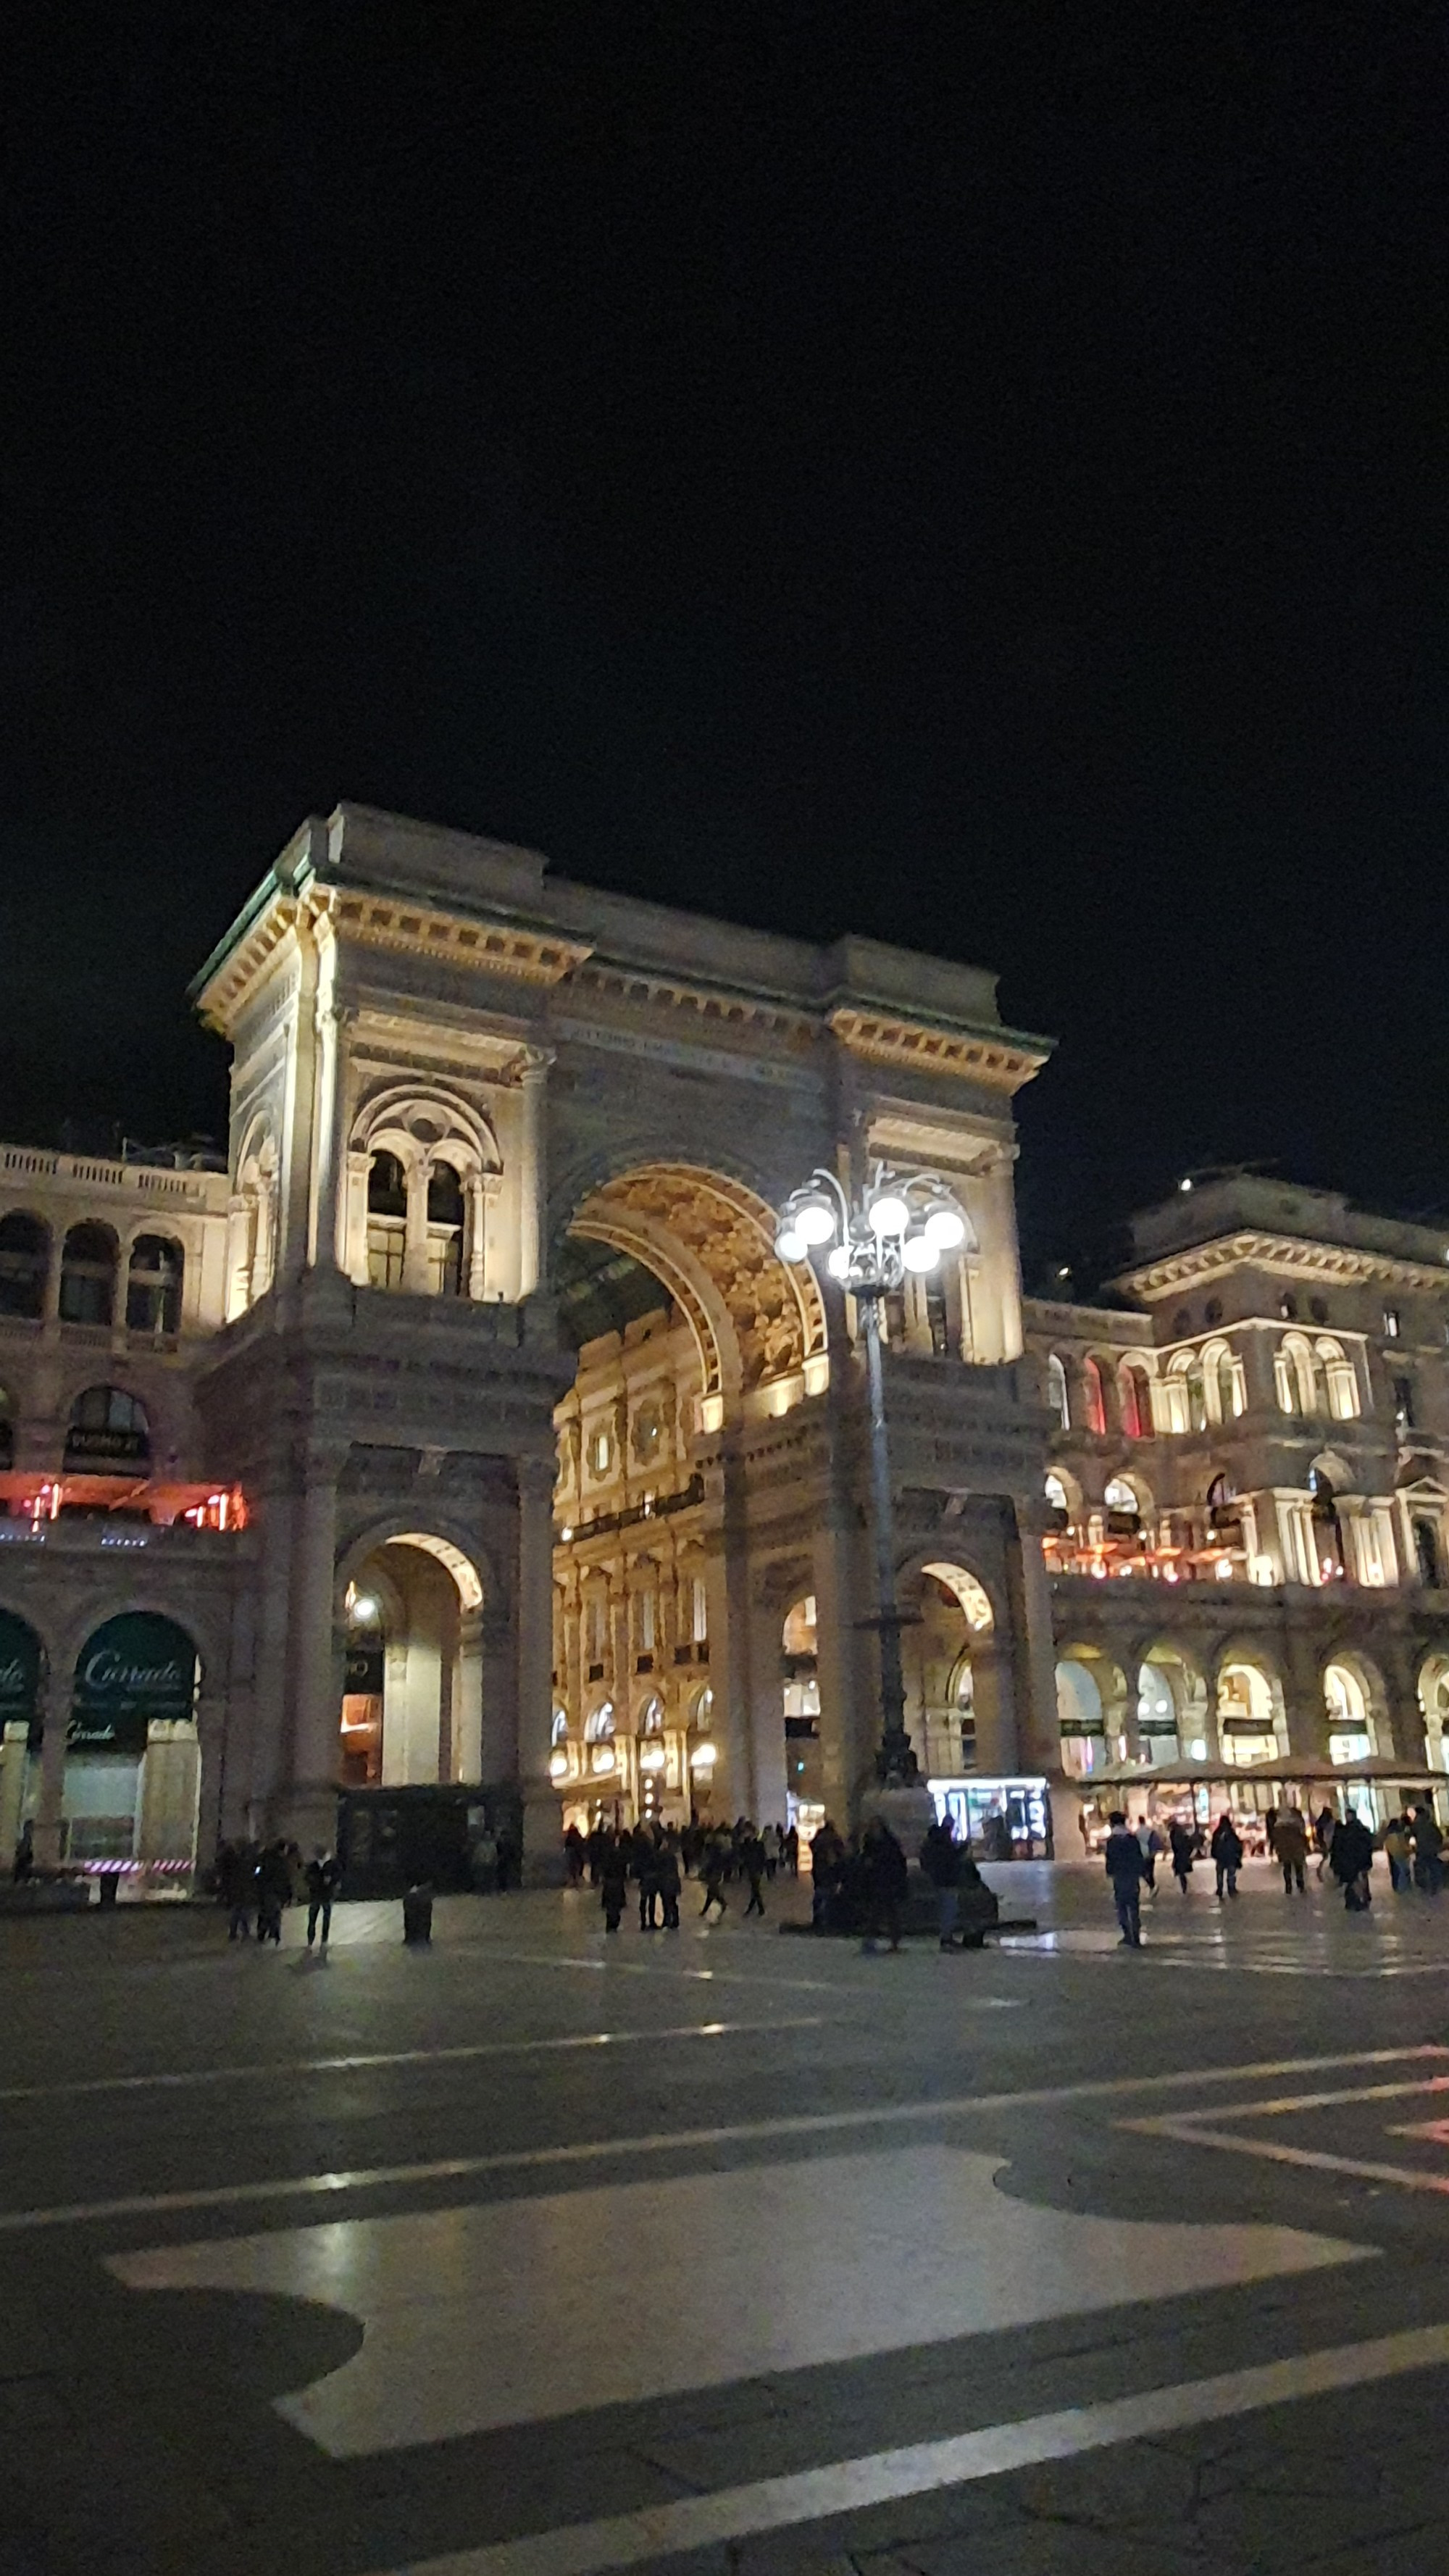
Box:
[774,1225,806,1263]
[901,1229,939,1272]
[826,1243,851,1280]
[793,1195,837,1246]
[869,1192,909,1235]
[924,1204,966,1251]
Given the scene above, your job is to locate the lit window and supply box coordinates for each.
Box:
[1384,1306,1402,1340]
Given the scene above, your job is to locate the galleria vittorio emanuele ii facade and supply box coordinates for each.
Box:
[1,804,1447,1890]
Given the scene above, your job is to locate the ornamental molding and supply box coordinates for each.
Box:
[1118,1232,1449,1301]
[827,1008,1048,1095]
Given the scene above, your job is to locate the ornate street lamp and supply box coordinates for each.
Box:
[774,1164,970,1796]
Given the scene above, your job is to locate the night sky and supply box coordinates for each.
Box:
[7,4,1446,1286]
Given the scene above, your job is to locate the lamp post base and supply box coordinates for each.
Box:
[859,1773,938,1856]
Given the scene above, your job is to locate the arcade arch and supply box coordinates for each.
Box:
[339,1533,486,1788]
[903,1564,997,1784]
[1215,1655,1286,1767]
[1417,1651,1449,1771]
[1055,1645,1128,1779]
[1322,1651,1386,1765]
[1136,1643,1208,1764]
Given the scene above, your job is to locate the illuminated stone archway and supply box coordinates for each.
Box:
[568,1163,829,1429]
[340,1530,487,1789]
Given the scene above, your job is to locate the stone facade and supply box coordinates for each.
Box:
[3,812,1445,1883]
[0,806,1056,1877]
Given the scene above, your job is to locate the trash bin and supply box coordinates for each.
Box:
[402,1883,433,1945]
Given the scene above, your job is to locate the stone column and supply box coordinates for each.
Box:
[30,1685,64,1872]
[1003,1499,1061,1778]
[467,1177,489,1300]
[702,1535,751,1824]
[517,1454,561,1877]
[224,1196,253,1320]
[517,1058,549,1299]
[403,1160,431,1296]
[277,1447,344,1850]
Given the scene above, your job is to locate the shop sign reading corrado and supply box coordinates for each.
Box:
[0,1609,42,1748]
[68,1612,196,1755]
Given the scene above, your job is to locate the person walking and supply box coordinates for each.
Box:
[809,1818,844,1927]
[637,1828,662,1930]
[656,1841,682,1930]
[699,1833,728,1920]
[305,1847,340,1948]
[1313,1805,1335,1879]
[742,1827,768,1917]
[1168,1818,1195,1894]
[222,1840,258,1941]
[920,1814,964,1948]
[1329,1807,1375,1911]
[784,1823,799,1877]
[1408,1800,1443,1896]
[859,1819,909,1954]
[1103,1811,1147,1948]
[1210,1812,1244,1901]
[256,1838,290,1945]
[1134,1815,1163,1896]
[599,1833,629,1933]
[563,1823,585,1886]
[1382,1812,1413,1894]
[1274,1805,1308,1894]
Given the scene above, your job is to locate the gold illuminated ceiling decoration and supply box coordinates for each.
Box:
[569,1164,829,1417]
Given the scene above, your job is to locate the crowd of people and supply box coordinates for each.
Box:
[1101,1793,1448,1945]
[214,1838,341,1948]
[563,1817,799,1931]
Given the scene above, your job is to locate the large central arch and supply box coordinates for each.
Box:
[567,1162,829,1426]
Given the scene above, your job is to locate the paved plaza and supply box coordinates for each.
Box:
[7,1862,1449,2574]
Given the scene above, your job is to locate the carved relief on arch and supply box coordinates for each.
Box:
[570,1164,828,1417]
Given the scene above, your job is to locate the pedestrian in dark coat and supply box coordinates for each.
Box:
[742,1828,768,1917]
[859,1820,908,1954]
[1274,1807,1309,1895]
[1329,1810,1375,1910]
[656,1844,682,1930]
[1168,1820,1195,1893]
[1103,1811,1147,1947]
[1209,1814,1244,1901]
[304,1848,340,1948]
[1408,1801,1444,1896]
[599,1835,628,1933]
[699,1833,728,1919]
[256,1839,290,1945]
[919,1817,964,1948]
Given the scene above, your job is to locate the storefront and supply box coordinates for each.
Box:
[64,1612,201,1878]
[0,1608,43,1859]
[929,1774,1052,1857]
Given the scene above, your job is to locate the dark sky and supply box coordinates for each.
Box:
[7,2,1447,1284]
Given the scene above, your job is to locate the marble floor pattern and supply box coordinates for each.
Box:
[111,2139,1366,2456]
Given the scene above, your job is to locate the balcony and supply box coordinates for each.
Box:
[0,1472,247,1536]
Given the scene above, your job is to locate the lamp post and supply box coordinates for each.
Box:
[774,1164,970,1797]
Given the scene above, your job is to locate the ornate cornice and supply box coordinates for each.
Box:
[1118,1231,1449,1301]
[827,1007,1049,1094]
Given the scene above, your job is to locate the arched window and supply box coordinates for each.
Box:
[690,1684,714,1732]
[1275,1333,1320,1416]
[64,1385,149,1467]
[1044,1470,1071,1527]
[1316,1337,1359,1421]
[366,1152,408,1289]
[0,1212,49,1319]
[1324,1659,1374,1762]
[125,1235,183,1335]
[638,1694,665,1734]
[59,1223,117,1327]
[425,1161,466,1296]
[1046,1354,1069,1430]
[1203,1341,1242,1424]
[1119,1362,1153,1440]
[1103,1475,1144,1532]
[551,1707,570,1746]
[1082,1356,1106,1435]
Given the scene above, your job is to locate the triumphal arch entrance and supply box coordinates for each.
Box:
[193,804,1055,1867]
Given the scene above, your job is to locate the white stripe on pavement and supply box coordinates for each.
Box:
[363,2322,1449,2576]
[0,2044,1438,2233]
